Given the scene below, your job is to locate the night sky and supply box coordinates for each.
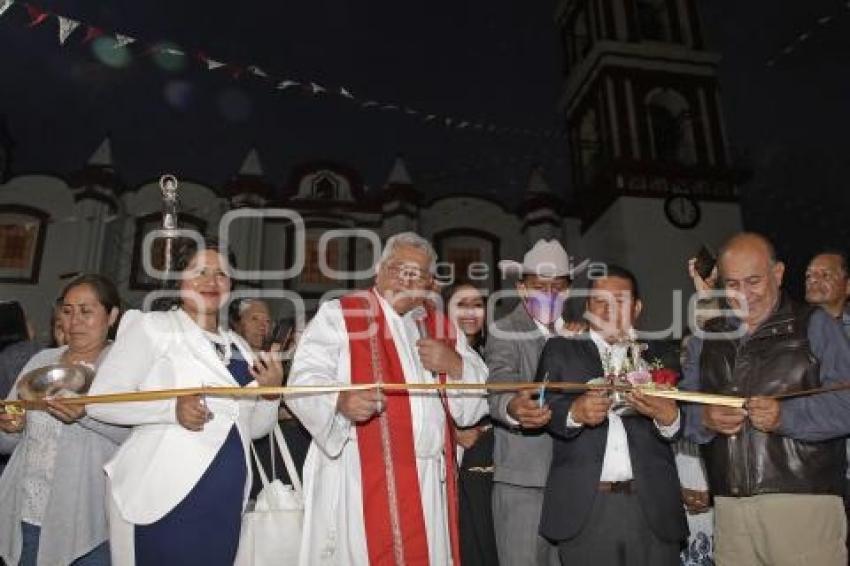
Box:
[1,0,848,296]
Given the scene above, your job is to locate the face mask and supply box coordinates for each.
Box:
[524,291,565,326]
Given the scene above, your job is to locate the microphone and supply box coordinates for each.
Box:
[411,306,430,339]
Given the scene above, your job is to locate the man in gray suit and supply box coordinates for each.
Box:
[486,239,572,566]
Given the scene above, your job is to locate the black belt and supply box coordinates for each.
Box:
[598,480,635,494]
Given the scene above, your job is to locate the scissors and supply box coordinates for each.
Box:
[538,371,549,409]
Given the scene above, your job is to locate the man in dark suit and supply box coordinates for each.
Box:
[535,265,687,565]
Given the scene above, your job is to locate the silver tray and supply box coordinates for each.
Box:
[16,363,95,401]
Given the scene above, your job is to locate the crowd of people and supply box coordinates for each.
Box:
[0,229,849,566]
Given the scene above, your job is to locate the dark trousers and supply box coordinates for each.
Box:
[557,491,680,566]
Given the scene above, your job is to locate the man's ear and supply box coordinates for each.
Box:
[633,299,643,320]
[772,261,785,286]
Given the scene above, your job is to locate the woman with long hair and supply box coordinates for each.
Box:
[446,283,499,566]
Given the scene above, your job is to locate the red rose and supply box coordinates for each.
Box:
[650,368,679,386]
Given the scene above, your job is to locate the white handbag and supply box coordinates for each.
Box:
[235,423,304,565]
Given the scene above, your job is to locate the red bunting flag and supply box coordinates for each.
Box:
[26,4,49,27]
[82,26,103,44]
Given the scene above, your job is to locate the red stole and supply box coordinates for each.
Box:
[340,290,462,566]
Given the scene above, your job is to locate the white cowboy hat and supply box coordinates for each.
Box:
[498,239,572,278]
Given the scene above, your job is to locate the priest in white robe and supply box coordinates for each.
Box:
[288,232,488,566]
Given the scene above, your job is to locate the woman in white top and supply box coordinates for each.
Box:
[0,274,128,566]
[87,237,283,566]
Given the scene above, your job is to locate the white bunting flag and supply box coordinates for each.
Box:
[0,0,12,19]
[57,16,81,45]
[424,114,436,122]
[206,58,226,70]
[248,65,268,77]
[276,80,301,90]
[458,121,469,129]
[340,87,355,99]
[362,101,379,108]
[114,34,136,48]
[310,82,326,94]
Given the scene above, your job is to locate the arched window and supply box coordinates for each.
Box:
[579,109,602,184]
[636,0,672,42]
[313,174,337,200]
[645,89,697,165]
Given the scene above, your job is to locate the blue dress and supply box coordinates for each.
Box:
[134,354,253,566]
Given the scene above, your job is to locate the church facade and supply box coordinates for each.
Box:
[0,0,744,339]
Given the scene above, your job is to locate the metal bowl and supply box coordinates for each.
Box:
[16,363,95,401]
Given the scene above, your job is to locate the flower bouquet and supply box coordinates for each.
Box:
[589,341,680,416]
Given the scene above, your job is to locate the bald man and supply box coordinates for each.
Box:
[681,233,850,566]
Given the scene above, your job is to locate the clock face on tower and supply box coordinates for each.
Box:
[664,195,700,229]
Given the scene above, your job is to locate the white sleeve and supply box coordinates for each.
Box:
[675,440,709,491]
[286,301,352,459]
[86,310,179,426]
[447,329,488,428]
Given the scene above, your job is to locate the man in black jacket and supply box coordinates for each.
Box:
[535,265,687,565]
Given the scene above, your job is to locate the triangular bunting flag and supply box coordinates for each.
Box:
[458,121,469,129]
[276,80,300,90]
[340,87,354,99]
[310,82,326,94]
[404,107,418,115]
[26,5,49,27]
[248,65,268,78]
[114,33,135,48]
[362,101,378,108]
[83,26,104,44]
[424,114,436,122]
[382,104,398,111]
[206,58,226,70]
[0,0,13,19]
[57,15,80,45]
[162,47,185,56]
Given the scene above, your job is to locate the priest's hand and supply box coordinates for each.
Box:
[507,389,552,429]
[626,389,678,426]
[746,397,781,433]
[703,405,747,435]
[417,339,463,378]
[337,389,386,423]
[570,390,612,426]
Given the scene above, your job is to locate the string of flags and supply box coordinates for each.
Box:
[765,1,850,68]
[0,0,567,141]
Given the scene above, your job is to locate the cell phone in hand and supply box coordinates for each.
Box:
[693,244,717,281]
[263,319,293,352]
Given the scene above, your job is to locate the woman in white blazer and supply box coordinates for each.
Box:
[87,238,282,566]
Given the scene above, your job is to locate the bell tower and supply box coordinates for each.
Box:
[556,0,746,333]
[558,0,743,226]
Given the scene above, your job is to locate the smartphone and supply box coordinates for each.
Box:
[693,244,717,281]
[263,319,293,352]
